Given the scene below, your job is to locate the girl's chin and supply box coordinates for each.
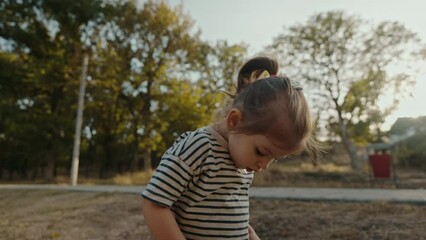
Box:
[245,167,254,172]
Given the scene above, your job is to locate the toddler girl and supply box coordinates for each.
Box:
[141,56,322,240]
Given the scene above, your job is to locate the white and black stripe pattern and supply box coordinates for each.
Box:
[142,127,254,240]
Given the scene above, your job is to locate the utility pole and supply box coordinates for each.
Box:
[70,53,89,186]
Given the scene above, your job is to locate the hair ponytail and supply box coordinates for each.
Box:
[236,57,278,93]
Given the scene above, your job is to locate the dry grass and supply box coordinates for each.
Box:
[252,161,369,188]
[0,189,148,240]
[110,170,154,185]
[1,189,425,240]
[76,162,359,187]
[65,161,426,189]
[46,170,155,186]
[252,160,426,189]
[8,160,424,189]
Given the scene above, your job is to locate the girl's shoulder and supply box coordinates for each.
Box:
[162,127,235,176]
[166,127,215,158]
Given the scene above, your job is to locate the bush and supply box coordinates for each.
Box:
[397,131,426,170]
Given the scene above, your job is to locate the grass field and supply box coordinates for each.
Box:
[23,161,423,190]
[1,189,425,240]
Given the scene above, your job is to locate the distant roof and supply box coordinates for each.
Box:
[390,116,426,134]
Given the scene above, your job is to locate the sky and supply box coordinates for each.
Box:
[166,0,426,130]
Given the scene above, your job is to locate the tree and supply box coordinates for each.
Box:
[98,0,247,172]
[270,11,422,169]
[100,0,203,171]
[0,0,106,180]
[0,0,247,180]
[82,45,130,177]
[390,116,426,169]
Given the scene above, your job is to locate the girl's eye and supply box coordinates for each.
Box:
[255,148,264,156]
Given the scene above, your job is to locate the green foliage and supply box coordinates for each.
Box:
[270,11,422,167]
[0,0,97,180]
[390,116,426,169]
[0,0,246,180]
[397,131,426,169]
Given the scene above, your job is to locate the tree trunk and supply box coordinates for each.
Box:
[0,160,3,180]
[45,155,55,181]
[337,114,360,170]
[131,151,139,172]
[101,140,113,178]
[143,149,152,171]
[340,123,360,170]
[131,130,140,172]
[334,99,361,170]
[20,159,28,180]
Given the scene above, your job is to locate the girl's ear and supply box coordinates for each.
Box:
[226,108,242,131]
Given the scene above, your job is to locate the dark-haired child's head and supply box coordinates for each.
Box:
[221,56,321,171]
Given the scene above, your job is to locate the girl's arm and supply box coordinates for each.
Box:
[249,224,261,240]
[142,198,186,240]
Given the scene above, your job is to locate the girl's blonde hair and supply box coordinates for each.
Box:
[225,56,324,163]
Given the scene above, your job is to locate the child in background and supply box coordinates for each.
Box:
[141,56,323,240]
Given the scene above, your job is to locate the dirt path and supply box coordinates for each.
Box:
[1,189,425,240]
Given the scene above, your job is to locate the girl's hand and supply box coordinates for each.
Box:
[248,225,261,240]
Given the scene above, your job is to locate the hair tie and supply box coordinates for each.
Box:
[291,80,303,90]
[270,74,303,90]
[220,88,236,99]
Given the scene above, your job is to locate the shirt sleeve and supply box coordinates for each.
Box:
[141,153,193,207]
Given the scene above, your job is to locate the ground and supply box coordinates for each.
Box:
[2,161,425,239]
[251,161,426,189]
[44,160,426,189]
[1,189,425,240]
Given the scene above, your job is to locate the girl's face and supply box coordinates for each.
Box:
[228,132,296,172]
[224,108,300,172]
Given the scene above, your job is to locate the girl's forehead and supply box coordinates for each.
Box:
[256,134,301,156]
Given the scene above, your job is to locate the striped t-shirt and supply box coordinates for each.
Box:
[141,126,254,240]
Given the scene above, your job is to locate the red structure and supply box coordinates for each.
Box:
[369,154,392,178]
[367,143,398,188]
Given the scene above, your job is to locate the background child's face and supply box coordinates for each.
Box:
[228,133,293,172]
